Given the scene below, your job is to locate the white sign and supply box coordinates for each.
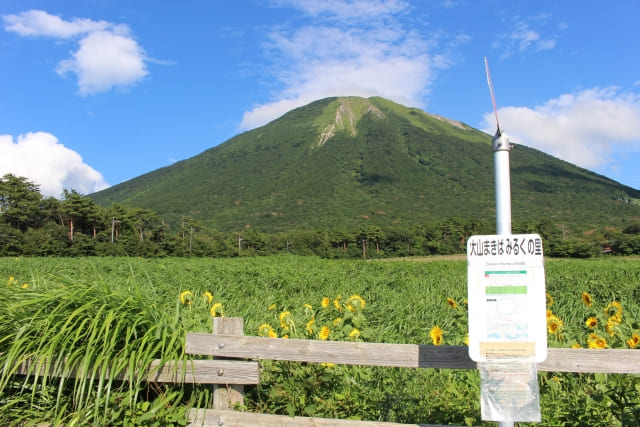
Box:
[467,234,547,363]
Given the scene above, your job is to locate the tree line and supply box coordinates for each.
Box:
[2,173,639,259]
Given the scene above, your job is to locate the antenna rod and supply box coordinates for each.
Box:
[484,57,502,135]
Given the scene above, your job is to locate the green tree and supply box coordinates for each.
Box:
[0,173,43,232]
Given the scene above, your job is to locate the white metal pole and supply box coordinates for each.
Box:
[493,131,512,236]
[493,130,514,427]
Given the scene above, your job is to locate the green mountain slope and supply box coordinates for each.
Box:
[90,96,640,232]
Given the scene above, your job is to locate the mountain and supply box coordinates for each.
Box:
[89,96,640,233]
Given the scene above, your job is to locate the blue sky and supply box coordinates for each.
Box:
[1,0,640,198]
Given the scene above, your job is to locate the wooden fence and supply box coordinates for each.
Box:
[9,316,640,426]
[184,317,640,427]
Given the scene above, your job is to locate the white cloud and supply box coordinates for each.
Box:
[2,9,109,38]
[273,0,409,21]
[2,10,149,95]
[0,132,109,198]
[481,87,640,171]
[494,17,557,59]
[56,30,149,95]
[240,1,455,129]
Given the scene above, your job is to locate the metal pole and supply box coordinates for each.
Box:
[494,134,515,427]
[487,57,516,427]
[493,131,512,236]
[493,131,514,427]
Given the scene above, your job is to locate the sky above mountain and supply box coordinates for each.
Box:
[1,0,639,197]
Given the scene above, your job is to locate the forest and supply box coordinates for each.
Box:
[2,173,640,258]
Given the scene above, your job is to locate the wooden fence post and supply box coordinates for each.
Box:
[212,317,245,410]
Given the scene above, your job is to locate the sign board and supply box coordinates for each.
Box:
[467,234,547,363]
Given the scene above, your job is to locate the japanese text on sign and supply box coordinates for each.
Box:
[468,236,542,257]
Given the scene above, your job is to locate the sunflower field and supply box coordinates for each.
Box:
[1,255,639,426]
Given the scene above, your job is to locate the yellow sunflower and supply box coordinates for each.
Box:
[446,298,457,309]
[203,292,213,304]
[333,295,342,311]
[349,328,361,340]
[319,325,330,341]
[279,310,294,331]
[581,292,593,307]
[306,316,315,335]
[585,317,598,329]
[346,294,365,312]
[430,326,443,346]
[210,302,224,317]
[626,333,640,349]
[179,290,193,305]
[587,333,608,349]
[321,297,330,308]
[258,323,275,337]
[546,293,554,307]
[604,301,622,318]
[547,315,563,335]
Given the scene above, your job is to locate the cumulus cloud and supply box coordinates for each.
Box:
[240,0,457,129]
[0,132,109,198]
[481,87,640,172]
[2,9,148,95]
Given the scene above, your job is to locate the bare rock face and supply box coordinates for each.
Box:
[317,97,386,146]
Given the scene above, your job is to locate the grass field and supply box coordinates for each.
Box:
[1,255,639,426]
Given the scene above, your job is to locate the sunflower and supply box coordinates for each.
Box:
[279,310,294,331]
[581,292,593,307]
[260,324,277,338]
[546,309,553,319]
[446,298,457,309]
[306,317,315,335]
[349,328,361,340]
[430,326,443,346]
[346,294,365,311]
[258,323,276,338]
[571,343,581,349]
[203,291,213,304]
[585,317,598,329]
[179,290,193,305]
[268,303,277,311]
[604,301,622,318]
[587,333,608,349]
[546,293,554,307]
[332,317,343,327]
[210,302,224,317]
[321,297,330,308]
[626,333,640,349]
[547,315,563,335]
[333,295,343,311]
[319,325,330,341]
[605,318,619,337]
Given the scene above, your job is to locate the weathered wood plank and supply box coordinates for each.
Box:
[212,317,246,409]
[187,408,464,427]
[11,357,259,384]
[186,333,640,374]
[148,359,259,384]
[542,348,640,374]
[186,333,422,368]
